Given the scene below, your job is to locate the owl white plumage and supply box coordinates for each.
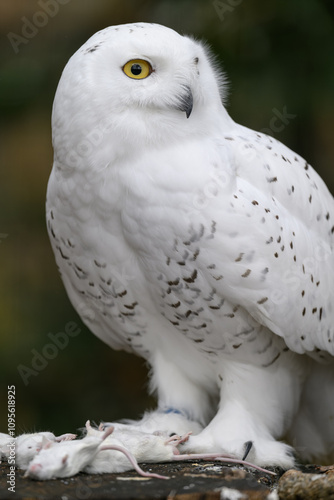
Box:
[47,22,334,468]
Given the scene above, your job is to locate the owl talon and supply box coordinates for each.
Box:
[242,441,253,461]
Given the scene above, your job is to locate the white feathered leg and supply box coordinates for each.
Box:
[104,349,216,436]
[181,354,306,468]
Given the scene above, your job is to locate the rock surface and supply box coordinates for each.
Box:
[0,461,333,499]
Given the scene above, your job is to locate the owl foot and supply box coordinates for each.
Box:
[180,431,295,470]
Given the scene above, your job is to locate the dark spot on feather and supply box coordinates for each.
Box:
[257,297,268,304]
[302,308,306,316]
[192,249,200,261]
[241,269,251,278]
[86,45,99,53]
[262,352,281,367]
[58,246,69,260]
[94,260,106,268]
[183,269,197,283]
[124,302,138,310]
[194,323,207,330]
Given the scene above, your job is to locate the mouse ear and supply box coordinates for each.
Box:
[41,437,52,450]
[62,454,69,465]
[101,426,114,441]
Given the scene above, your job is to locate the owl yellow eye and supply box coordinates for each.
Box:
[123,59,152,79]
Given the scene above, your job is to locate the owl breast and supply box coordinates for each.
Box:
[119,175,288,369]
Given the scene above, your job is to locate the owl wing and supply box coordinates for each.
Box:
[205,125,334,356]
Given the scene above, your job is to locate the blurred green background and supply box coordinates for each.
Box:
[1,0,334,435]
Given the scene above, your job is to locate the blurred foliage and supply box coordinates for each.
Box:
[0,0,333,434]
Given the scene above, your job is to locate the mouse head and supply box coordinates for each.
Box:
[16,434,54,468]
[25,441,70,480]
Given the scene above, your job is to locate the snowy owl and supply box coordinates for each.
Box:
[47,22,334,468]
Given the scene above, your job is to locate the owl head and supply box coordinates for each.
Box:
[52,23,228,167]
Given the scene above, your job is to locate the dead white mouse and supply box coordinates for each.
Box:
[25,425,166,480]
[84,421,187,475]
[24,427,113,480]
[15,431,76,469]
[86,420,183,461]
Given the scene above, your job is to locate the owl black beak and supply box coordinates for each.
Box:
[177,86,193,118]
